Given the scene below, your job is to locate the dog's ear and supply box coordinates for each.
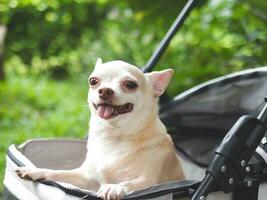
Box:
[145,69,174,97]
[95,58,103,68]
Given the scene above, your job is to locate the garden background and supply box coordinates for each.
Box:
[1,0,267,194]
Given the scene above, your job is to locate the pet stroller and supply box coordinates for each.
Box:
[4,0,267,199]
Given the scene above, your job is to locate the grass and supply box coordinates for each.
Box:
[0,74,90,192]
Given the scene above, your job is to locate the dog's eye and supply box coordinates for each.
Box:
[89,77,99,86]
[124,81,138,90]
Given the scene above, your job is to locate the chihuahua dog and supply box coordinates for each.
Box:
[16,59,185,200]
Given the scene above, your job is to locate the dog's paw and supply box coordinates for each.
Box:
[98,184,128,200]
[15,167,48,181]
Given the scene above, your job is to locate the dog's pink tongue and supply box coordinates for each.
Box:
[98,105,113,119]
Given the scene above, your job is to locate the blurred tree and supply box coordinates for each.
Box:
[0,0,266,87]
[242,0,267,21]
[0,0,109,78]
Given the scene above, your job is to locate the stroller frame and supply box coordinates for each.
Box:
[142,0,267,199]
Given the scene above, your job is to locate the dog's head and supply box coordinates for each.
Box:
[88,58,173,133]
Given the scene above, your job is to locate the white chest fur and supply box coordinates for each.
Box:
[86,136,132,181]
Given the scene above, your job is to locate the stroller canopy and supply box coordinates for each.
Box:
[160,67,267,167]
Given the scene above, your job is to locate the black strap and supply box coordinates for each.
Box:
[124,180,199,200]
[233,185,259,200]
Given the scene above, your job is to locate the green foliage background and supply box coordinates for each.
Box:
[0,0,267,194]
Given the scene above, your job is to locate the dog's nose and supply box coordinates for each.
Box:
[98,88,114,100]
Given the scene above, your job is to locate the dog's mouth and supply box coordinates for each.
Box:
[93,103,134,119]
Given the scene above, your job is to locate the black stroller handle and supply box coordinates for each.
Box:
[142,0,199,73]
[258,97,267,123]
[191,97,267,200]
